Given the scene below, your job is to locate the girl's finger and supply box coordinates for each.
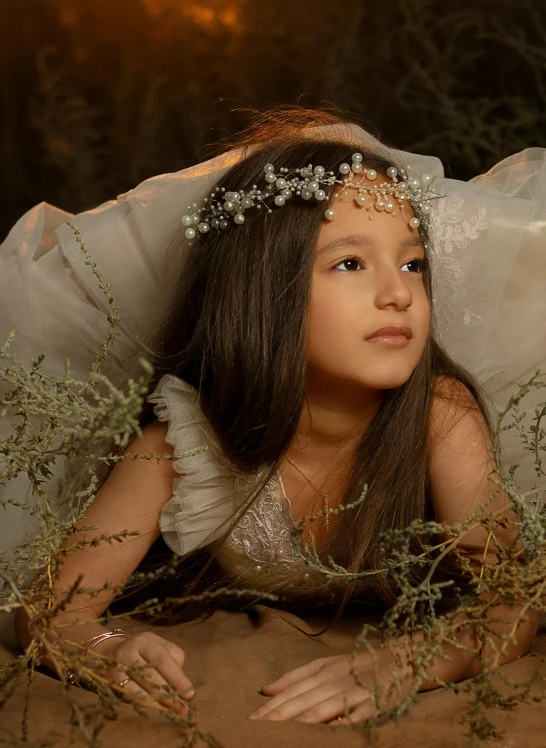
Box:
[262,657,341,694]
[160,644,194,695]
[336,699,374,725]
[254,670,334,717]
[147,647,194,697]
[251,682,342,721]
[103,667,173,710]
[120,677,189,716]
[121,676,156,701]
[119,655,189,712]
[163,641,186,668]
[295,691,371,725]
[135,637,194,696]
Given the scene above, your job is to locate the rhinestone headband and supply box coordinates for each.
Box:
[181,152,443,240]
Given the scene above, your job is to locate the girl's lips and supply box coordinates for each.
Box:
[366,335,410,348]
[364,325,412,347]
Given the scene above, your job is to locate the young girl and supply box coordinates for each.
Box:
[8,108,541,725]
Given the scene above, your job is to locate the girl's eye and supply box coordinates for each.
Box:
[333,257,363,272]
[401,258,426,273]
[333,257,426,273]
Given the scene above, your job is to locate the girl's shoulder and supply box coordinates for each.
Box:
[427,375,518,562]
[429,374,486,442]
[427,375,493,503]
[431,373,481,405]
[427,375,508,534]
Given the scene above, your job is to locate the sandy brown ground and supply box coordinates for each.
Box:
[1,604,545,748]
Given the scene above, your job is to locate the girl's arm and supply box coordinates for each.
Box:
[413,377,539,688]
[14,420,194,703]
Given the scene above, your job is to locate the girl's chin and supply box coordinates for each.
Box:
[307,363,418,391]
[355,370,416,390]
[330,375,415,392]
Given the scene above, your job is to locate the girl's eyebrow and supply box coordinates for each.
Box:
[316,232,424,258]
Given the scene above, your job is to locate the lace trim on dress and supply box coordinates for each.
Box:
[213,472,344,601]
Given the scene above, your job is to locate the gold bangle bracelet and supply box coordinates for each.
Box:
[81,628,130,652]
[66,628,130,686]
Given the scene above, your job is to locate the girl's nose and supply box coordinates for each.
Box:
[375,269,413,310]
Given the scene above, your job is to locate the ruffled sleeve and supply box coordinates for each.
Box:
[146,374,260,557]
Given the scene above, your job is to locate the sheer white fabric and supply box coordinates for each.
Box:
[432,149,546,496]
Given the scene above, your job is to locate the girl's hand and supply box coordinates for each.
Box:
[92,631,195,715]
[248,649,412,724]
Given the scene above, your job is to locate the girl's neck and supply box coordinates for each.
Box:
[290,378,383,461]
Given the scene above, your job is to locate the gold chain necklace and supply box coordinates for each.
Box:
[285,454,339,529]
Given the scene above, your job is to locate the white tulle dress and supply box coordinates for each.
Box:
[1,124,546,645]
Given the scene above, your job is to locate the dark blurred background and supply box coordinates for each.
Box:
[2,0,545,240]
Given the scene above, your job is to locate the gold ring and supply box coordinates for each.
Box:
[118,678,130,689]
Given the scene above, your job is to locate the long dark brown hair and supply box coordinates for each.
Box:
[113,106,491,628]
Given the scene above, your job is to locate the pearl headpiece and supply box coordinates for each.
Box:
[181,152,443,240]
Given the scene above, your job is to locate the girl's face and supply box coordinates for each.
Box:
[306,189,431,394]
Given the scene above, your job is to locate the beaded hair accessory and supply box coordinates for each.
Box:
[181,151,443,241]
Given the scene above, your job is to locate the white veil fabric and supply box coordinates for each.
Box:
[1,123,545,641]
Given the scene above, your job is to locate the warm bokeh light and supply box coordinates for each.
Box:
[58,6,78,27]
[140,0,242,29]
